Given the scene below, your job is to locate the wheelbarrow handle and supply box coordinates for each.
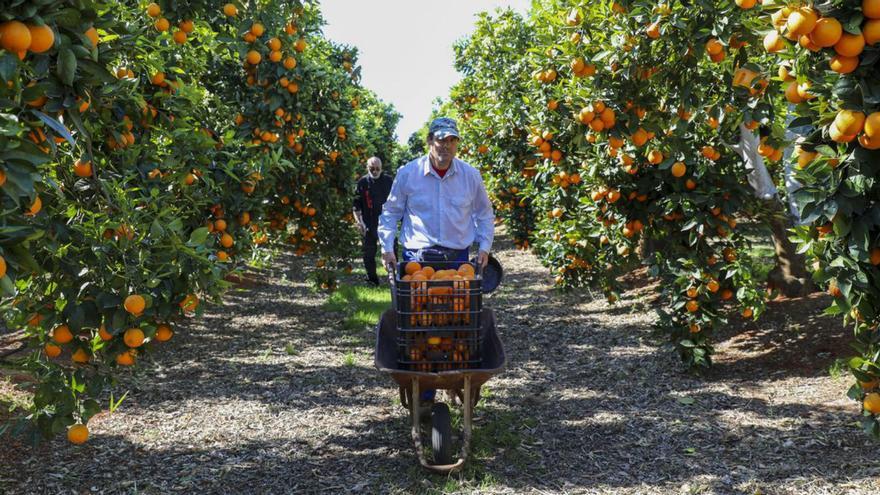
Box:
[386,261,397,311]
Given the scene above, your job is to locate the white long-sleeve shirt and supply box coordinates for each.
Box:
[377,155,495,254]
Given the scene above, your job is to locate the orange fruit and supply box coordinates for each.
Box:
[859,17,880,46]
[246,50,261,65]
[830,55,859,74]
[84,26,99,47]
[763,31,786,52]
[810,17,843,47]
[124,294,146,315]
[686,300,700,313]
[67,424,89,444]
[0,21,32,52]
[294,38,307,52]
[671,161,686,178]
[173,30,187,44]
[268,37,281,51]
[864,392,880,414]
[52,324,74,344]
[123,327,145,348]
[0,255,5,279]
[865,112,880,137]
[784,80,804,104]
[116,350,135,366]
[179,20,194,33]
[834,32,865,57]
[283,56,297,69]
[870,247,880,265]
[25,196,43,217]
[155,324,173,342]
[73,159,92,178]
[223,3,238,16]
[829,123,857,143]
[98,324,113,341]
[735,0,756,8]
[147,2,161,17]
[179,294,199,312]
[865,0,880,19]
[154,17,170,32]
[220,233,234,248]
[27,24,55,53]
[834,110,866,136]
[786,7,818,36]
[44,343,62,358]
[405,261,421,275]
[742,307,753,318]
[705,38,723,55]
[72,348,89,364]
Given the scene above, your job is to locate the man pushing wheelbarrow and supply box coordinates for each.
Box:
[374,117,506,471]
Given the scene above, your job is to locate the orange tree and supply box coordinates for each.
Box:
[449,9,540,250]
[756,0,880,435]
[450,0,791,369]
[0,0,393,443]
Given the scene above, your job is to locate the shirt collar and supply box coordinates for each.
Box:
[423,155,456,178]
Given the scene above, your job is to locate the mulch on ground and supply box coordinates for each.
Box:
[1,233,878,494]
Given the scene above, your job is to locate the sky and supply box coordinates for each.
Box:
[320,0,531,145]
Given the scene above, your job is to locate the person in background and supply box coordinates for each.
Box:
[353,156,395,286]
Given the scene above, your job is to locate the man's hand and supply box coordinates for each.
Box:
[381,251,397,274]
[478,250,489,269]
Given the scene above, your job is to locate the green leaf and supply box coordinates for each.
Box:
[32,111,75,145]
[187,227,209,246]
[0,275,16,296]
[150,220,165,237]
[57,47,77,86]
[0,53,18,82]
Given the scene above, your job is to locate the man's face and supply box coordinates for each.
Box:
[429,135,459,166]
[367,162,381,178]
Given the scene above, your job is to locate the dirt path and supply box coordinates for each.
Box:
[2,234,878,494]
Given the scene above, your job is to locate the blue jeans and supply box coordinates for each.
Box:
[402,246,469,401]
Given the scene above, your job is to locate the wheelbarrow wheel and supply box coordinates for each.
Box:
[431,403,453,465]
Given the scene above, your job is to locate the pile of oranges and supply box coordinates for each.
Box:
[399,262,477,328]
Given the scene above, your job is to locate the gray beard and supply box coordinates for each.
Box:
[369,172,380,179]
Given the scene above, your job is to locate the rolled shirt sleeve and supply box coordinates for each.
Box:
[377,169,406,254]
[472,175,495,253]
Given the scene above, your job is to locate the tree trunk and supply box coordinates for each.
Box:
[765,202,816,297]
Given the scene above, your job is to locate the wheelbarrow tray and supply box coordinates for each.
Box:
[374,308,506,391]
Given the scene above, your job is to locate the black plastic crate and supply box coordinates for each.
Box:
[393,260,483,372]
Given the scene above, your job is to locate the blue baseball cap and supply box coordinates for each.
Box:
[429,117,460,140]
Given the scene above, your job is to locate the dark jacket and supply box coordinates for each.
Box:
[353,173,393,225]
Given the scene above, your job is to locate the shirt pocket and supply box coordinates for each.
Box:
[444,194,471,226]
[409,193,432,216]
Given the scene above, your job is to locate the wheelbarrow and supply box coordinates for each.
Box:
[374,259,506,473]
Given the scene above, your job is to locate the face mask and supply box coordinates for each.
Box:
[369,169,380,178]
